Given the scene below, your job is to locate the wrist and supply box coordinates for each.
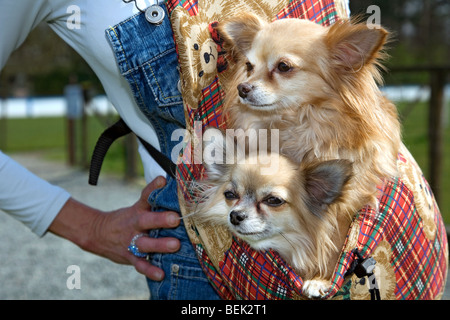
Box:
[48,198,106,253]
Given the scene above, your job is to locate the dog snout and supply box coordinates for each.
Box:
[237,83,253,99]
[230,210,247,226]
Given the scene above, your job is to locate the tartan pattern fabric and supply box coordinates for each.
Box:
[384,180,448,299]
[327,173,448,299]
[167,0,448,299]
[167,0,340,22]
[195,76,226,130]
[217,239,304,299]
[195,238,304,300]
[275,0,339,25]
[176,76,226,200]
[166,0,199,16]
[191,172,448,300]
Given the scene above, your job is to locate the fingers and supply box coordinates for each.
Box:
[130,236,180,281]
[134,177,166,212]
[133,177,179,231]
[128,176,182,281]
[140,176,166,201]
[134,259,165,281]
[136,236,180,253]
[136,210,180,231]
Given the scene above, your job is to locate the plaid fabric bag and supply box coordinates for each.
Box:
[166,0,448,299]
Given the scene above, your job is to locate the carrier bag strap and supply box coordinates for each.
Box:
[89,118,176,185]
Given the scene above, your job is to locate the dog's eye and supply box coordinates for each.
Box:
[263,196,285,207]
[246,62,254,72]
[277,61,292,73]
[224,191,239,200]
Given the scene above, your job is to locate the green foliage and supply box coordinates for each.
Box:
[398,101,450,224]
[1,116,143,177]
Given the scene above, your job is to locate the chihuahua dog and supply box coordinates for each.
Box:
[192,128,353,298]
[217,13,401,214]
[197,14,404,297]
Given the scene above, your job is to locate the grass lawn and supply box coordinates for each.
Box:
[0,115,143,178]
[1,105,449,223]
[398,101,450,225]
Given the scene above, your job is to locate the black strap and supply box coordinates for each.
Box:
[89,118,176,185]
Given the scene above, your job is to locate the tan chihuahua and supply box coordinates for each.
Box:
[217,13,401,216]
[192,128,353,298]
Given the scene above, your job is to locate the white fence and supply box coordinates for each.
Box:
[0,95,116,118]
[0,85,449,119]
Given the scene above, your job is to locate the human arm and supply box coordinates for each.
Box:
[0,152,71,236]
[1,151,180,280]
[48,176,181,281]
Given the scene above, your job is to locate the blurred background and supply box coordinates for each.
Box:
[0,0,449,299]
[348,2,450,222]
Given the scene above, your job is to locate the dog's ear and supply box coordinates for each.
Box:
[302,160,353,217]
[325,20,388,72]
[202,127,233,181]
[217,13,266,55]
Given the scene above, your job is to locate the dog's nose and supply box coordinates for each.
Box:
[237,83,253,99]
[230,210,247,226]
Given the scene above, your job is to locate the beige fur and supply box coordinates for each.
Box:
[206,14,402,297]
[191,128,353,298]
[218,13,401,207]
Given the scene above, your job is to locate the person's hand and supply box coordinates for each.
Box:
[92,176,181,280]
[49,176,181,281]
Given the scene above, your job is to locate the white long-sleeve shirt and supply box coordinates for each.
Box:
[0,151,70,236]
[0,0,166,236]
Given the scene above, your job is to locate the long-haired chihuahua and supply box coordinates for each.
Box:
[192,128,353,298]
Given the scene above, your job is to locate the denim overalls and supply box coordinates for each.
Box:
[106,4,220,300]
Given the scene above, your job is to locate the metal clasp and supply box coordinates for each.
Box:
[145,5,165,25]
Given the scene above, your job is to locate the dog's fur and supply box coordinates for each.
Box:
[192,128,353,298]
[218,14,401,209]
[192,14,402,297]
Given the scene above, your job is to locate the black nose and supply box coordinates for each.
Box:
[237,83,253,99]
[230,210,247,226]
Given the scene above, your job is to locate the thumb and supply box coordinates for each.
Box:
[140,176,167,203]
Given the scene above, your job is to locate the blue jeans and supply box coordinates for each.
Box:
[106,4,220,300]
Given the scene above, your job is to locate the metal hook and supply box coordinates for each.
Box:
[123,0,165,24]
[122,0,146,13]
